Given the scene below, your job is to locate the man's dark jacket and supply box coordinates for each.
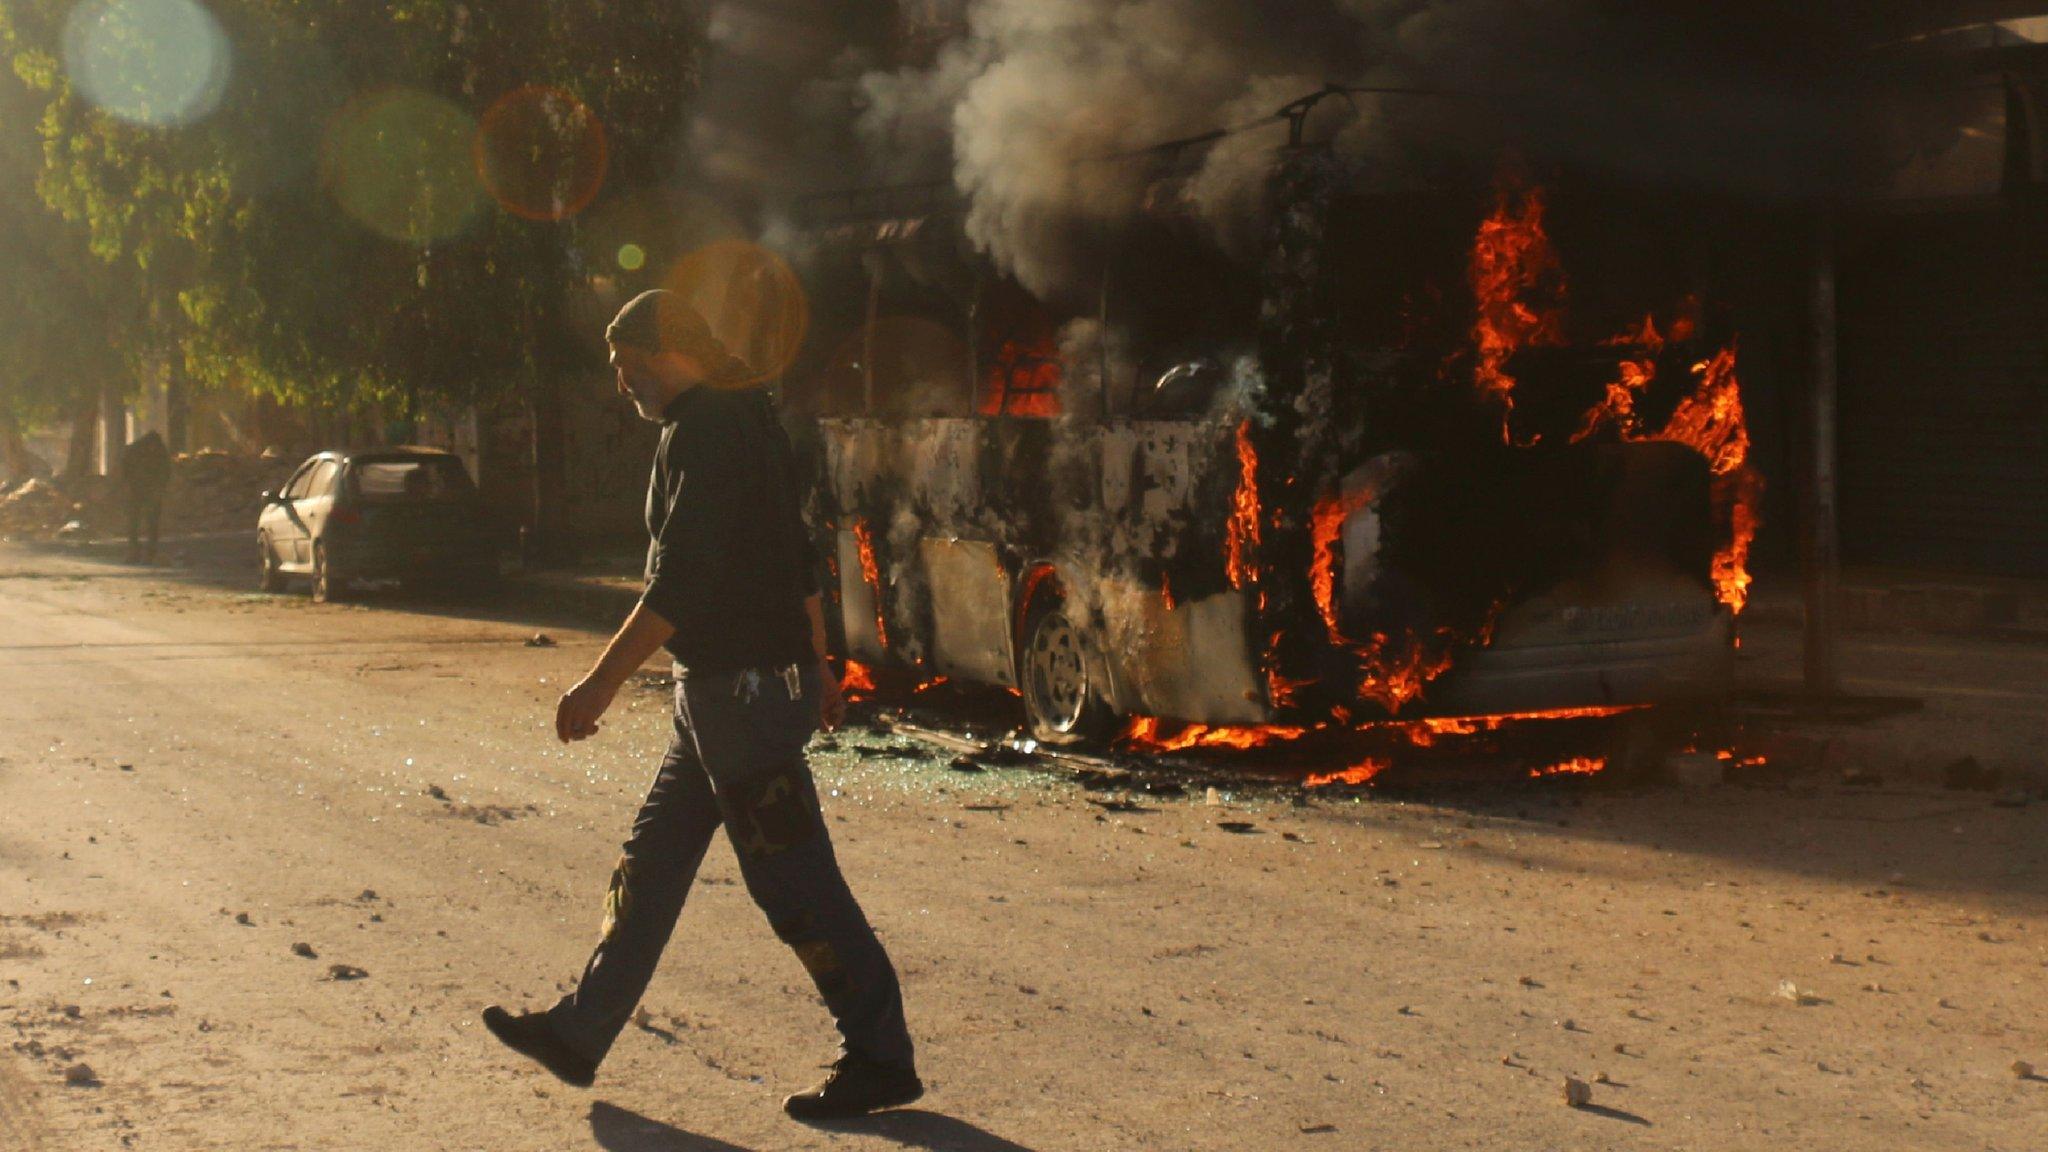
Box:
[640,386,817,673]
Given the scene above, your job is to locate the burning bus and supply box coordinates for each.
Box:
[786,144,1760,754]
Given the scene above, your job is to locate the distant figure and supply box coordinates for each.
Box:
[118,431,170,563]
[482,289,921,1121]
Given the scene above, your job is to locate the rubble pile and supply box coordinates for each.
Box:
[0,450,298,541]
[159,450,299,535]
[0,477,89,539]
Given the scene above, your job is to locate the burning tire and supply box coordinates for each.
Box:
[1020,595,1117,747]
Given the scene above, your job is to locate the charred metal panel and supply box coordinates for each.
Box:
[919,537,1015,685]
[1096,580,1267,724]
[835,529,887,665]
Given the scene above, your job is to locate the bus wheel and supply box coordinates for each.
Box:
[1021,598,1117,747]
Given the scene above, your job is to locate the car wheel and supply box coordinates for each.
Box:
[1020,595,1118,747]
[258,535,284,593]
[311,542,346,604]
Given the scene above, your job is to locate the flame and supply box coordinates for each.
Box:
[1306,759,1389,788]
[1530,755,1607,778]
[981,337,1062,418]
[1310,487,1375,643]
[1224,419,1261,589]
[851,518,890,649]
[1573,314,1666,443]
[1361,704,1641,749]
[1469,182,1566,442]
[1354,630,1458,716]
[1119,715,1309,753]
[840,660,877,700]
[1266,669,1313,712]
[1160,573,1176,611]
[1652,347,1758,613]
[913,675,949,693]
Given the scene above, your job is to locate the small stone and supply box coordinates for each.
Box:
[291,942,317,959]
[2012,1060,2035,1079]
[426,784,449,802]
[947,755,983,773]
[234,912,253,926]
[62,1063,99,1087]
[325,964,369,981]
[524,633,556,648]
[356,889,378,902]
[1562,1077,1592,1107]
[1776,979,1820,1006]
[1593,1072,1612,1085]
[1205,786,1223,806]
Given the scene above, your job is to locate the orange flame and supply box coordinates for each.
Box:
[840,660,877,700]
[1573,314,1666,443]
[851,519,890,649]
[1530,755,1607,778]
[1225,420,1261,589]
[1118,716,1309,753]
[1469,183,1566,442]
[980,337,1063,418]
[1307,759,1389,788]
[1652,347,1757,613]
[1310,487,1375,643]
[1354,630,1458,716]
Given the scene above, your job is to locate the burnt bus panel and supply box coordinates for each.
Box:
[919,537,1016,686]
[836,529,887,665]
[1096,580,1268,725]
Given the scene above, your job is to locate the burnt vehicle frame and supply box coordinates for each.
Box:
[788,149,1766,747]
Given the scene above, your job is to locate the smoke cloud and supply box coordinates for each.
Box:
[694,3,1877,294]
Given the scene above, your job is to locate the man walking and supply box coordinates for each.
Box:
[118,430,170,564]
[482,290,919,1120]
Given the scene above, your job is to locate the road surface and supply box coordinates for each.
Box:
[2,543,2043,1150]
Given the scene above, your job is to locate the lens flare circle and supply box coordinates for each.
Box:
[661,240,809,388]
[321,88,484,245]
[63,0,231,127]
[473,85,608,223]
[616,243,647,272]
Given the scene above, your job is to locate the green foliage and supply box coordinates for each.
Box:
[2,0,704,421]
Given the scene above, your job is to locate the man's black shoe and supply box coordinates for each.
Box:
[481,1006,597,1088]
[784,1055,924,1121]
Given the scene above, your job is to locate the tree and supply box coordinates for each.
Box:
[2,0,703,475]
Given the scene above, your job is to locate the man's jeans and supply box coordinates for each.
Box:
[547,664,914,1069]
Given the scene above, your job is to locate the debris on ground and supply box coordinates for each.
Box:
[61,1062,100,1087]
[524,633,556,648]
[2013,1060,2035,1079]
[1561,1076,1592,1107]
[325,964,369,981]
[426,784,449,801]
[1775,979,1822,1006]
[291,942,318,959]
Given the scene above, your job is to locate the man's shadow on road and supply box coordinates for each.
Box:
[590,1101,1039,1152]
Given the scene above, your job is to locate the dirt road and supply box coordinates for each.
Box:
[2,544,2043,1150]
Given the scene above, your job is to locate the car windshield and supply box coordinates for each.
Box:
[350,459,473,503]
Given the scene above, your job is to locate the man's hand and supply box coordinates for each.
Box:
[556,677,618,743]
[817,661,847,732]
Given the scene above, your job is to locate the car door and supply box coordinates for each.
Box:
[294,459,341,562]
[268,461,317,569]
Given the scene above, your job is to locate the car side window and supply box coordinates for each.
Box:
[281,463,316,501]
[307,461,342,498]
